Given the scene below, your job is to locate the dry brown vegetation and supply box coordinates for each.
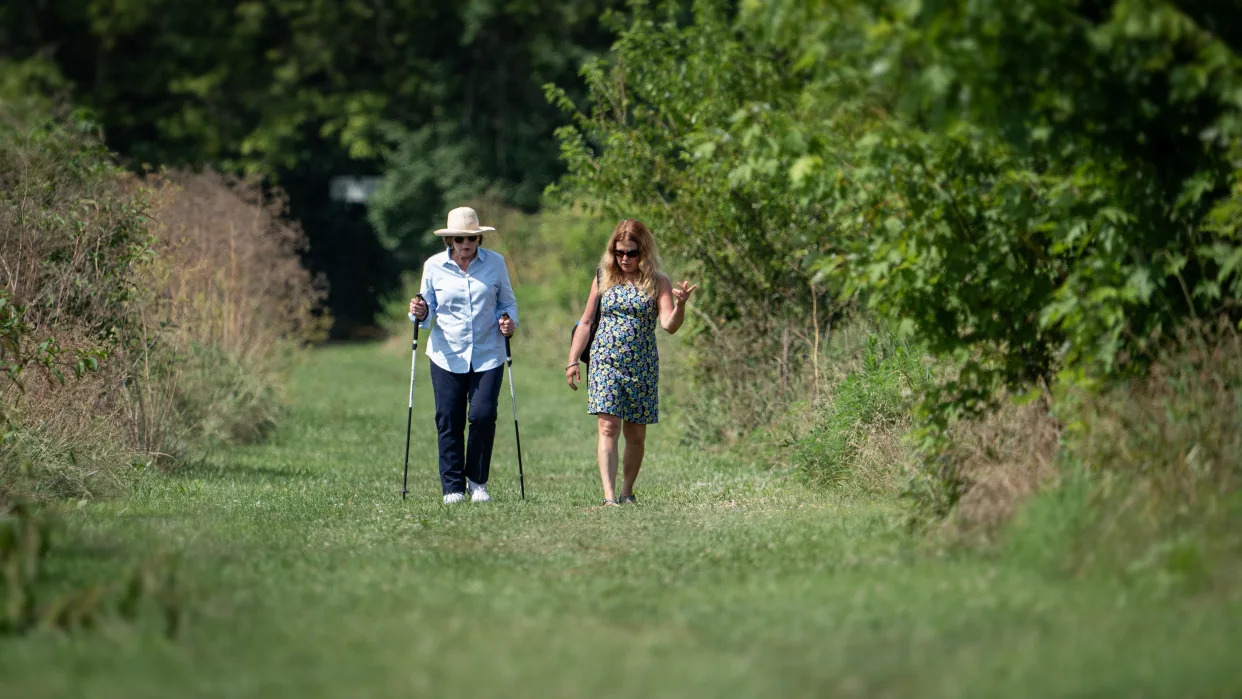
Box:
[938,396,1062,540]
[2,107,324,505]
[1068,321,1241,499]
[919,319,1241,570]
[1,111,148,502]
[145,171,327,360]
[127,171,328,452]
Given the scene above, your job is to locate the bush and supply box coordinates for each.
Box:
[1,103,154,503]
[791,333,929,495]
[2,104,326,501]
[983,321,1242,595]
[548,2,840,442]
[0,107,187,638]
[550,0,1242,460]
[136,170,327,455]
[0,84,315,639]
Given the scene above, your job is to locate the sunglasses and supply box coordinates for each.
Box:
[614,248,641,259]
[451,235,479,244]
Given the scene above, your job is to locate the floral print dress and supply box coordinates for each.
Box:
[587,282,659,423]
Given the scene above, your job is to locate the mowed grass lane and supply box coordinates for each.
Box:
[1,322,1239,697]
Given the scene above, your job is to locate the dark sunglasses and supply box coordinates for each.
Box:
[614,248,640,259]
[451,235,479,244]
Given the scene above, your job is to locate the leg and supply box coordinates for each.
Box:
[619,421,647,499]
[429,363,468,495]
[597,413,622,501]
[464,365,504,486]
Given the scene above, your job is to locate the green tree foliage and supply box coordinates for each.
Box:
[1,1,622,330]
[789,0,1242,408]
[552,0,1242,432]
[547,2,839,419]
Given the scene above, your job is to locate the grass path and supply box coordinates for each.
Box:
[2,322,1240,697]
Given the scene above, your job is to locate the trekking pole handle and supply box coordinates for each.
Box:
[501,313,512,363]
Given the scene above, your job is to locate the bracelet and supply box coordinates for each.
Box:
[565,363,579,370]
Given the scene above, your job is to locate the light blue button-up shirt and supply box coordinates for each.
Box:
[409,247,519,373]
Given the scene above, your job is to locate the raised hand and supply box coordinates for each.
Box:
[671,280,698,305]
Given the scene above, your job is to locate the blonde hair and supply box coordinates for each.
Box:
[599,219,663,297]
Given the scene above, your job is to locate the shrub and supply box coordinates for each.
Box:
[2,104,325,500]
[0,107,183,638]
[135,170,328,455]
[1,103,154,502]
[550,0,1242,462]
[998,321,1242,595]
[909,395,1062,540]
[548,2,840,442]
[792,334,930,495]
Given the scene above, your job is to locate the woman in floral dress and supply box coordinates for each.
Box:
[565,219,697,506]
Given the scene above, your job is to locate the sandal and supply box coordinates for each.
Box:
[601,498,620,506]
[619,495,637,504]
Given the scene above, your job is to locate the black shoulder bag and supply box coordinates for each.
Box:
[570,267,602,365]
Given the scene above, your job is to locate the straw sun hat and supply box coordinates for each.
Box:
[434,207,496,237]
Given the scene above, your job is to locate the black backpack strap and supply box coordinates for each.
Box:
[593,267,602,318]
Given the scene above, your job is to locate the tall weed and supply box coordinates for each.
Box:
[678,288,843,446]
[2,106,325,498]
[1065,321,1241,499]
[792,332,929,495]
[134,170,327,455]
[1023,321,1242,594]
[1,105,152,501]
[925,320,1242,597]
[910,394,1062,542]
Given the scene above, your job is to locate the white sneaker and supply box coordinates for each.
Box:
[467,480,491,503]
[443,492,466,504]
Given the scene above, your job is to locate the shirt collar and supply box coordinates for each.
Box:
[439,247,490,270]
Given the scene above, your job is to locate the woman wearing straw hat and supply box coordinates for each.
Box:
[565,219,696,506]
[409,206,518,504]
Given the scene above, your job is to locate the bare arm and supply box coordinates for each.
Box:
[566,276,600,390]
[658,275,696,334]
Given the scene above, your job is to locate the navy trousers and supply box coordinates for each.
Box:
[429,362,504,495]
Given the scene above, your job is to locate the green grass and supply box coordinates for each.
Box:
[2,317,1240,697]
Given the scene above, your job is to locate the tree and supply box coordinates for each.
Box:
[2,0,622,333]
[552,0,1242,431]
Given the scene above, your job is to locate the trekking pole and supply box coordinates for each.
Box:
[501,314,526,500]
[401,294,424,501]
